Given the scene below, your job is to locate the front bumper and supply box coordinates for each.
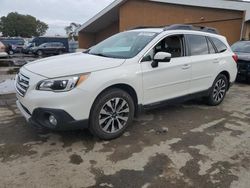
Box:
[17,100,89,131]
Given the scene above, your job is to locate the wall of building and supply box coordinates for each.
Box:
[119,0,244,44]
[78,22,119,49]
[95,22,119,43]
[78,32,96,49]
[79,0,245,48]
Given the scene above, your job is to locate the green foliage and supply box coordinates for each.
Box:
[65,22,81,40]
[0,12,48,37]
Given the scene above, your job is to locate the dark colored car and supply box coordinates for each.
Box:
[32,42,66,56]
[22,43,34,54]
[231,40,250,82]
[23,36,69,54]
[0,38,25,54]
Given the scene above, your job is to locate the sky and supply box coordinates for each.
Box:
[0,0,115,36]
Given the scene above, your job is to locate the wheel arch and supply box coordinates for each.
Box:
[91,83,139,117]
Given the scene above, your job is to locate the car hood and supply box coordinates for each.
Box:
[234,52,250,61]
[24,52,126,78]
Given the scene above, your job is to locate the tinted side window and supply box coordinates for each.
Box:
[186,35,209,56]
[143,35,185,61]
[210,37,227,53]
[155,35,184,58]
[207,38,216,54]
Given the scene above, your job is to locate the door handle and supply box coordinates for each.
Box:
[182,64,191,70]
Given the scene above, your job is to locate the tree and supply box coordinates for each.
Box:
[36,20,48,36]
[0,12,48,37]
[65,22,81,40]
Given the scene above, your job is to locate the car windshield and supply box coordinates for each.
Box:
[231,41,250,53]
[88,31,158,59]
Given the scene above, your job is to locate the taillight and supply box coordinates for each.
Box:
[232,54,238,63]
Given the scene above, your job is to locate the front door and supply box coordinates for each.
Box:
[141,34,192,105]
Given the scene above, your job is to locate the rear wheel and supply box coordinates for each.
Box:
[89,88,135,140]
[207,74,229,106]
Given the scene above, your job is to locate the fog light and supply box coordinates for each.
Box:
[49,115,57,126]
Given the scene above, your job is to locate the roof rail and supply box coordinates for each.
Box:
[164,24,219,34]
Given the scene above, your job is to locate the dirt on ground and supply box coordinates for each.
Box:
[0,83,250,188]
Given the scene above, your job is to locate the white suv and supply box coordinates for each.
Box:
[15,25,238,140]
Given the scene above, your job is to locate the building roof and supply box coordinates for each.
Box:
[78,0,250,33]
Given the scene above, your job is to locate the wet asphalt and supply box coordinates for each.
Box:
[0,83,250,188]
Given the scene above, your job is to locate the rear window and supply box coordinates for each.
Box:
[186,35,209,56]
[231,41,250,53]
[210,37,227,53]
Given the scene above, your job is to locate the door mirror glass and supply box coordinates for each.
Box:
[153,52,171,62]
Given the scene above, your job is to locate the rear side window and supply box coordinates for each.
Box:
[186,35,209,56]
[207,38,216,54]
[210,37,227,53]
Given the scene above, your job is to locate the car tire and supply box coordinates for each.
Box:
[89,88,135,140]
[9,50,14,55]
[207,74,229,106]
[37,50,43,56]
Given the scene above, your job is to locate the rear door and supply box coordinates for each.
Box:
[186,34,217,93]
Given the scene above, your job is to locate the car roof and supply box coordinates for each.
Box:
[129,24,222,38]
[130,28,223,38]
[43,42,63,44]
[130,28,164,33]
[234,40,250,44]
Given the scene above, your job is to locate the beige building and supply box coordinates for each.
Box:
[78,0,250,49]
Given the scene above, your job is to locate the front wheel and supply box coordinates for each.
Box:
[8,50,14,55]
[207,74,229,106]
[37,50,43,56]
[89,88,135,140]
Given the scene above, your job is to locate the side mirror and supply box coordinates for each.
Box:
[152,52,172,68]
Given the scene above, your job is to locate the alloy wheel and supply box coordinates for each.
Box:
[213,78,226,103]
[37,50,43,56]
[99,97,129,133]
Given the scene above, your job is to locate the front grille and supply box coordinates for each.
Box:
[16,73,30,97]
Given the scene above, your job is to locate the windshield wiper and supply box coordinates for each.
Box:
[83,49,90,53]
[89,52,110,57]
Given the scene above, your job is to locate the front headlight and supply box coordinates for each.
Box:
[37,73,90,92]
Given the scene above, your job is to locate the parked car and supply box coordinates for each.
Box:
[31,42,66,56]
[0,38,25,54]
[22,42,34,54]
[231,40,250,82]
[23,36,69,54]
[0,41,8,58]
[15,24,237,140]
